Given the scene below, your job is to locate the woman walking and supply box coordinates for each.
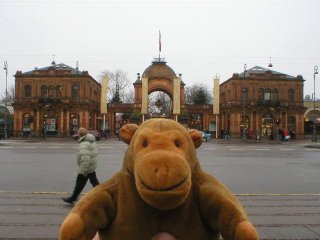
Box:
[62,127,100,204]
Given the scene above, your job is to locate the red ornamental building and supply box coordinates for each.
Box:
[13,62,101,137]
[219,66,305,139]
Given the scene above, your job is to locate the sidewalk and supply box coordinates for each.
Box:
[0,191,319,239]
[211,137,320,148]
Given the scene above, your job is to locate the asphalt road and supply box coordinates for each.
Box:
[0,139,319,194]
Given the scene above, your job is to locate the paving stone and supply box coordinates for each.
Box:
[1,192,320,239]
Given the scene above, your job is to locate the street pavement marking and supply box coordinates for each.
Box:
[235,193,320,196]
[280,148,294,151]
[203,147,217,150]
[47,147,61,148]
[230,148,244,151]
[0,146,13,148]
[254,148,270,151]
[23,146,36,149]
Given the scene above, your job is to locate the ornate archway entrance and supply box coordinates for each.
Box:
[106,58,215,136]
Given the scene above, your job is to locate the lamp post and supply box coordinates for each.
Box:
[3,61,8,106]
[242,64,247,139]
[312,66,318,142]
[75,85,79,131]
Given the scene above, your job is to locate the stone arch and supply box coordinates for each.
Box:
[141,60,180,98]
[134,59,185,112]
[148,82,174,99]
[304,108,320,119]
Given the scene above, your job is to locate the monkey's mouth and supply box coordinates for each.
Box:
[139,177,188,192]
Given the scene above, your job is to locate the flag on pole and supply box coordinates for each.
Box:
[159,30,161,52]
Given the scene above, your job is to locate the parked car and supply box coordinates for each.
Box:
[202,132,212,142]
[73,130,101,141]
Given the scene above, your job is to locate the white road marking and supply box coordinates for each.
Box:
[203,148,217,150]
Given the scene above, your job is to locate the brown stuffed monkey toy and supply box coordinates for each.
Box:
[60,118,259,240]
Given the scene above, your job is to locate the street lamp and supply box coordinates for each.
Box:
[3,61,8,106]
[312,66,318,142]
[242,64,247,140]
[75,85,79,130]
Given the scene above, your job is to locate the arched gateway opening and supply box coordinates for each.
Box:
[106,58,216,136]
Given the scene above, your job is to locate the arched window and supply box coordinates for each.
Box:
[258,88,264,101]
[264,88,271,100]
[56,85,62,97]
[271,88,278,102]
[48,85,55,97]
[241,88,248,102]
[72,85,79,98]
[41,85,47,97]
[24,85,31,98]
[288,89,294,103]
[288,116,296,130]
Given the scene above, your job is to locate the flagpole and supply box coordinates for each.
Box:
[158,30,161,61]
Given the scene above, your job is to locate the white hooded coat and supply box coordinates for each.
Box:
[77,133,98,176]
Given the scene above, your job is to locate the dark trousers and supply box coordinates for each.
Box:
[69,171,99,201]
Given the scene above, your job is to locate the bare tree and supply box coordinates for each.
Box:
[123,89,134,103]
[99,70,132,103]
[148,91,172,115]
[0,84,15,105]
[184,83,213,104]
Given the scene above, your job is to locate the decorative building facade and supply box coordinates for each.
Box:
[13,61,309,139]
[13,62,101,137]
[219,66,306,139]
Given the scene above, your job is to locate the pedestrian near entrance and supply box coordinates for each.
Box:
[62,127,100,204]
[224,129,231,140]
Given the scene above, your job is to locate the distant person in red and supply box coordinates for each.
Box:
[283,129,290,141]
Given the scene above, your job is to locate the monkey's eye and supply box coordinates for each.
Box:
[142,139,148,148]
[174,140,181,147]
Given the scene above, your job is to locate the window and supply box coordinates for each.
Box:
[56,85,62,97]
[264,88,271,100]
[288,89,294,103]
[41,85,47,97]
[48,85,55,97]
[271,89,278,102]
[258,88,264,101]
[242,88,248,102]
[72,85,79,98]
[220,92,225,103]
[24,85,31,98]
[288,116,296,132]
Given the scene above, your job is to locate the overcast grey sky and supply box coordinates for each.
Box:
[1,0,319,99]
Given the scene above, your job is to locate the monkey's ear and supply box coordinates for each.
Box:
[119,124,139,144]
[188,129,203,149]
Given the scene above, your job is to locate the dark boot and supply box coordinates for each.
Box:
[62,174,88,204]
[88,171,100,187]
